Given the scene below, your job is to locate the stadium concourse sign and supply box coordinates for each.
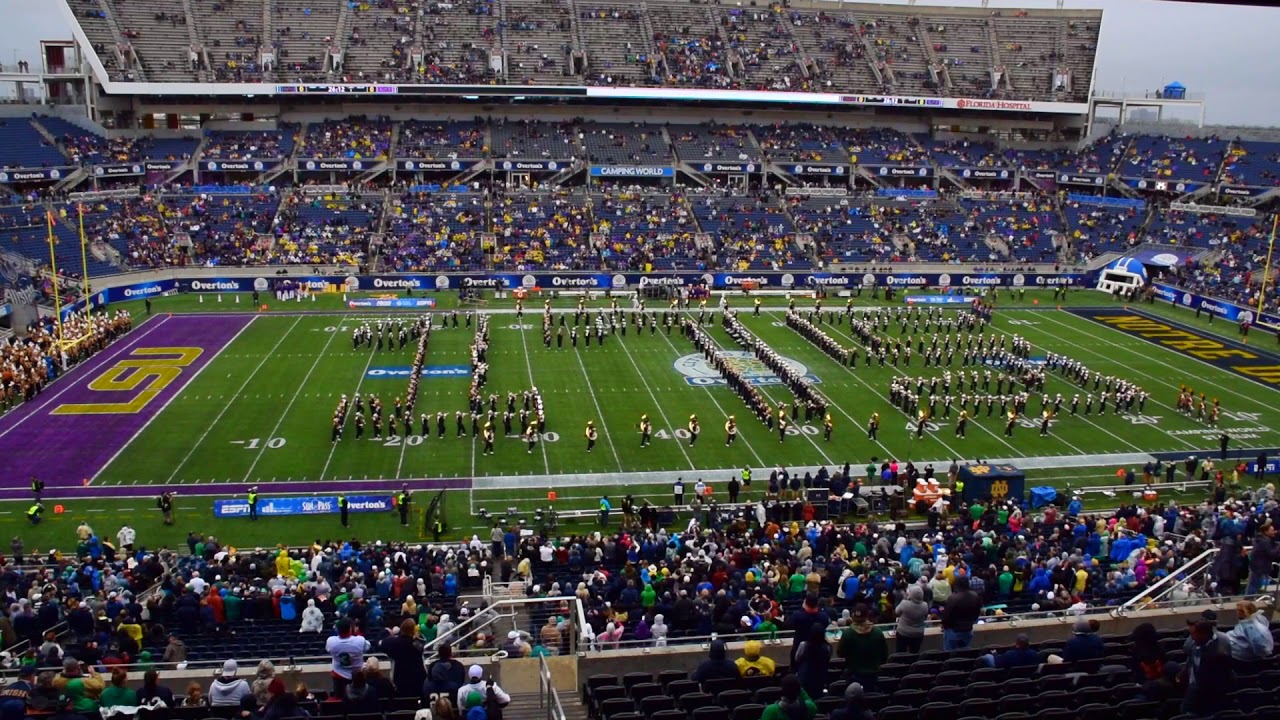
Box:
[173,271,1090,294]
[213,494,394,518]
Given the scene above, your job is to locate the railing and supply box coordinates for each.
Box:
[0,653,391,681]
[423,596,589,661]
[537,654,568,720]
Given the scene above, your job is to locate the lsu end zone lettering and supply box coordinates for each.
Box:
[52,347,203,415]
[1069,309,1280,389]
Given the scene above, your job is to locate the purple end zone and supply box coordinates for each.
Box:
[0,315,251,492]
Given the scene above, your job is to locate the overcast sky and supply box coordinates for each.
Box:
[0,0,1275,126]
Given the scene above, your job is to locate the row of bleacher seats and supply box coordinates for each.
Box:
[0,185,1268,274]
[69,0,1102,103]
[5,116,1280,192]
[582,624,1280,720]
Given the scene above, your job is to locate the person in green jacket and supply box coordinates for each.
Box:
[788,570,807,596]
[99,667,137,708]
[836,605,889,691]
[53,659,104,713]
[997,565,1015,599]
[640,583,656,610]
[761,675,816,720]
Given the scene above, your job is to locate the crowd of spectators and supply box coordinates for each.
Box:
[201,127,299,160]
[300,117,394,160]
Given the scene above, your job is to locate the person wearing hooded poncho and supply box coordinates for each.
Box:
[736,640,776,677]
[299,600,324,633]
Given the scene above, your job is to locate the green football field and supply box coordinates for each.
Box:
[5,288,1280,552]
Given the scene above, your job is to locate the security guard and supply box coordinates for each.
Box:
[432,516,444,542]
[338,495,350,527]
[585,421,597,453]
[247,486,260,521]
[741,466,751,490]
[396,486,411,527]
[687,414,700,447]
[30,476,43,502]
[26,502,43,525]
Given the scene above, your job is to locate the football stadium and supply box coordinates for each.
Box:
[0,0,1277,718]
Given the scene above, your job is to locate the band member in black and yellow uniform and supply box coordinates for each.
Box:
[585,420,598,453]
[915,410,928,438]
[754,297,762,317]
[867,412,880,441]
[722,415,737,446]
[777,407,789,443]
[525,422,538,453]
[482,422,496,455]
[687,414,700,447]
[1039,410,1052,437]
[639,414,652,448]
[955,410,969,438]
[823,412,833,442]
[1005,410,1018,437]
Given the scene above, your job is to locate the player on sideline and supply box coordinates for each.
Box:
[688,414,700,447]
[725,415,737,446]
[639,414,653,448]
[585,420,597,453]
[482,422,495,455]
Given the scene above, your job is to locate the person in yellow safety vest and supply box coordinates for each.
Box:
[26,503,43,525]
[247,487,259,521]
[742,467,751,489]
[598,496,612,527]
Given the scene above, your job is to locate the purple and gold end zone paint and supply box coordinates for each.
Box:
[0,314,251,491]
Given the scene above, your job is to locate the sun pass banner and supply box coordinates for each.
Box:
[213,494,393,518]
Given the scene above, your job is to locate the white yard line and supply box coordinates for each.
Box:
[165,316,299,483]
[516,321,552,475]
[96,316,259,485]
[654,325,770,470]
[615,328,697,471]
[0,315,172,441]
[567,337,626,472]
[707,316,835,465]
[784,311,982,459]
[1034,309,1280,408]
[241,321,342,483]
[772,317,908,461]
[989,316,1199,452]
[319,329,381,482]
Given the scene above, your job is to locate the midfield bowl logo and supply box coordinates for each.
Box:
[435,275,451,289]
[674,351,820,387]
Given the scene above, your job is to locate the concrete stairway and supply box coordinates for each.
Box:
[503,692,589,720]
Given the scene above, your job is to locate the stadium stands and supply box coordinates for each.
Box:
[35,116,198,165]
[1220,140,1280,188]
[69,1,1102,102]
[300,117,394,160]
[0,119,70,170]
[202,125,300,160]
